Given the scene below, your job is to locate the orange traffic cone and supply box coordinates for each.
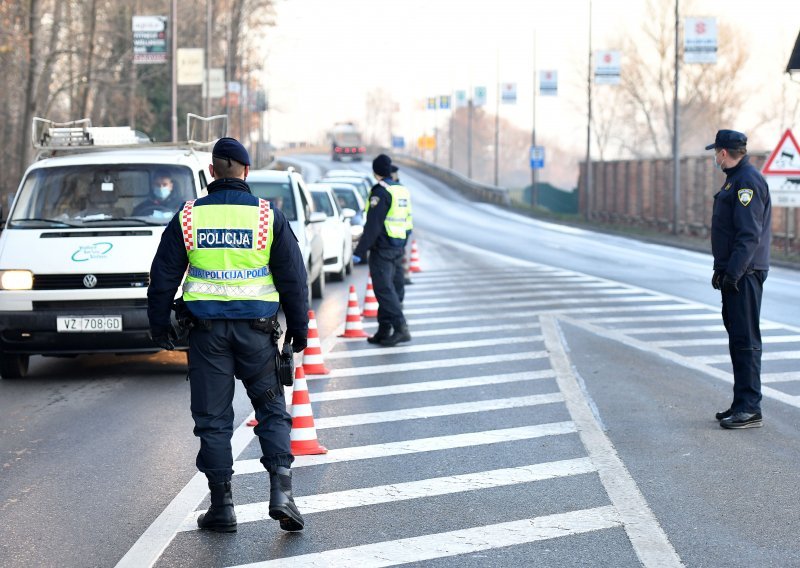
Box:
[402,249,413,284]
[289,365,327,455]
[362,276,379,318]
[339,285,369,338]
[409,240,422,273]
[302,310,330,375]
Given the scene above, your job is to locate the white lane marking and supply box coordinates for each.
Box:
[326,336,541,359]
[690,350,800,364]
[232,422,577,475]
[405,288,640,306]
[309,370,556,402]
[225,506,621,568]
[336,322,541,342]
[541,316,684,567]
[403,295,668,316]
[313,393,564,429]
[182,458,597,531]
[560,316,800,412]
[652,335,800,348]
[585,313,720,324]
[762,372,800,384]
[405,281,616,298]
[320,352,548,379]
[114,401,261,568]
[616,322,783,335]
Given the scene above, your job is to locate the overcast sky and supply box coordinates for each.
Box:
[259,0,800,154]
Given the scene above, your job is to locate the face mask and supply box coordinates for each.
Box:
[713,152,724,171]
[154,185,171,201]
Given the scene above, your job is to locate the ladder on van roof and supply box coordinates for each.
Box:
[31,114,228,152]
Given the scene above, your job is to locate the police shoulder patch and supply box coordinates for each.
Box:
[370,196,380,207]
[737,188,753,206]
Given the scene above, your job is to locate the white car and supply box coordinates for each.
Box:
[308,183,355,281]
[320,175,372,202]
[325,169,375,186]
[328,182,366,246]
[246,169,327,302]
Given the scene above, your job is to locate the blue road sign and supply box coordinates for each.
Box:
[530,145,545,169]
[391,136,405,149]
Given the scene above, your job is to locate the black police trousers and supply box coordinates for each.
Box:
[188,319,293,483]
[721,270,767,414]
[368,246,406,326]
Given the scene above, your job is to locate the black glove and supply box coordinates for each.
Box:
[150,326,177,350]
[721,274,739,294]
[285,329,307,352]
[711,269,724,290]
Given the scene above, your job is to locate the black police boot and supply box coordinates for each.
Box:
[367,322,393,344]
[197,481,237,532]
[268,466,304,531]
[380,323,411,347]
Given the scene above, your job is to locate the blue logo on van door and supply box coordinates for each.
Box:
[196,229,253,249]
[71,242,113,262]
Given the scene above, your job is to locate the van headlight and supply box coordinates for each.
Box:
[0,270,34,290]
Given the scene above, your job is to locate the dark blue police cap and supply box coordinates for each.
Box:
[212,137,250,166]
[705,130,747,151]
[373,154,393,177]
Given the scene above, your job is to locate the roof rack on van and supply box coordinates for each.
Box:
[32,117,146,150]
[187,114,227,149]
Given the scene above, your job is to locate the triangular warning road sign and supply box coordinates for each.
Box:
[762,129,800,176]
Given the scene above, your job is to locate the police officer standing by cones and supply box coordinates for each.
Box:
[147,137,308,532]
[706,129,772,429]
[353,154,412,347]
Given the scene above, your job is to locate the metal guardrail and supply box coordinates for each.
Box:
[393,154,511,206]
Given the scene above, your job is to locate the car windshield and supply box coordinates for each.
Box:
[9,164,195,228]
[248,181,297,221]
[332,187,360,211]
[311,191,335,217]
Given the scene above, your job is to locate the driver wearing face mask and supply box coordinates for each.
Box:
[134,173,177,217]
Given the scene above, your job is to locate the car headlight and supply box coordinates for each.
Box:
[0,270,34,290]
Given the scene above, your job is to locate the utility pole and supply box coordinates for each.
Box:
[170,0,177,142]
[531,29,538,207]
[467,98,473,179]
[205,0,211,118]
[585,0,593,221]
[494,49,500,186]
[672,0,681,235]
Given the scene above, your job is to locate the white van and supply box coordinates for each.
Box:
[0,116,218,378]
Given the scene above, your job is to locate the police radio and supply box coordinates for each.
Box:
[276,343,294,387]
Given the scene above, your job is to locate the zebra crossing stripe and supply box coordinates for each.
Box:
[324,352,548,378]
[232,422,577,475]
[762,372,800,384]
[325,336,541,360]
[181,457,597,531]
[690,350,800,364]
[313,393,565,429]
[405,287,639,306]
[309,370,556,402]
[404,295,668,316]
[224,506,621,568]
[615,322,783,334]
[652,335,800,348]
[338,322,541,342]
[585,313,719,324]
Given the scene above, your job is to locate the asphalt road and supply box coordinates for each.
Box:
[2,155,799,567]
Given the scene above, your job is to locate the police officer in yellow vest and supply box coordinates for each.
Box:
[353,154,412,346]
[147,137,308,533]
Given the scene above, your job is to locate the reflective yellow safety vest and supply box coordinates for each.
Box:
[179,199,279,308]
[381,182,411,240]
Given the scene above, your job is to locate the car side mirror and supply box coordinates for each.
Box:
[341,207,356,219]
[308,211,327,224]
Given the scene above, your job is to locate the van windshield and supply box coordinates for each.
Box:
[9,164,195,228]
[249,181,297,221]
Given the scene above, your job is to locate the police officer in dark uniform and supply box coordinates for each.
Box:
[147,137,309,531]
[706,129,771,429]
[353,154,412,347]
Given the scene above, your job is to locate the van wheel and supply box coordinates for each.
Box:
[311,270,325,299]
[0,354,29,379]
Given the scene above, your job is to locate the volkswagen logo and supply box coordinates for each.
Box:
[83,274,98,288]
